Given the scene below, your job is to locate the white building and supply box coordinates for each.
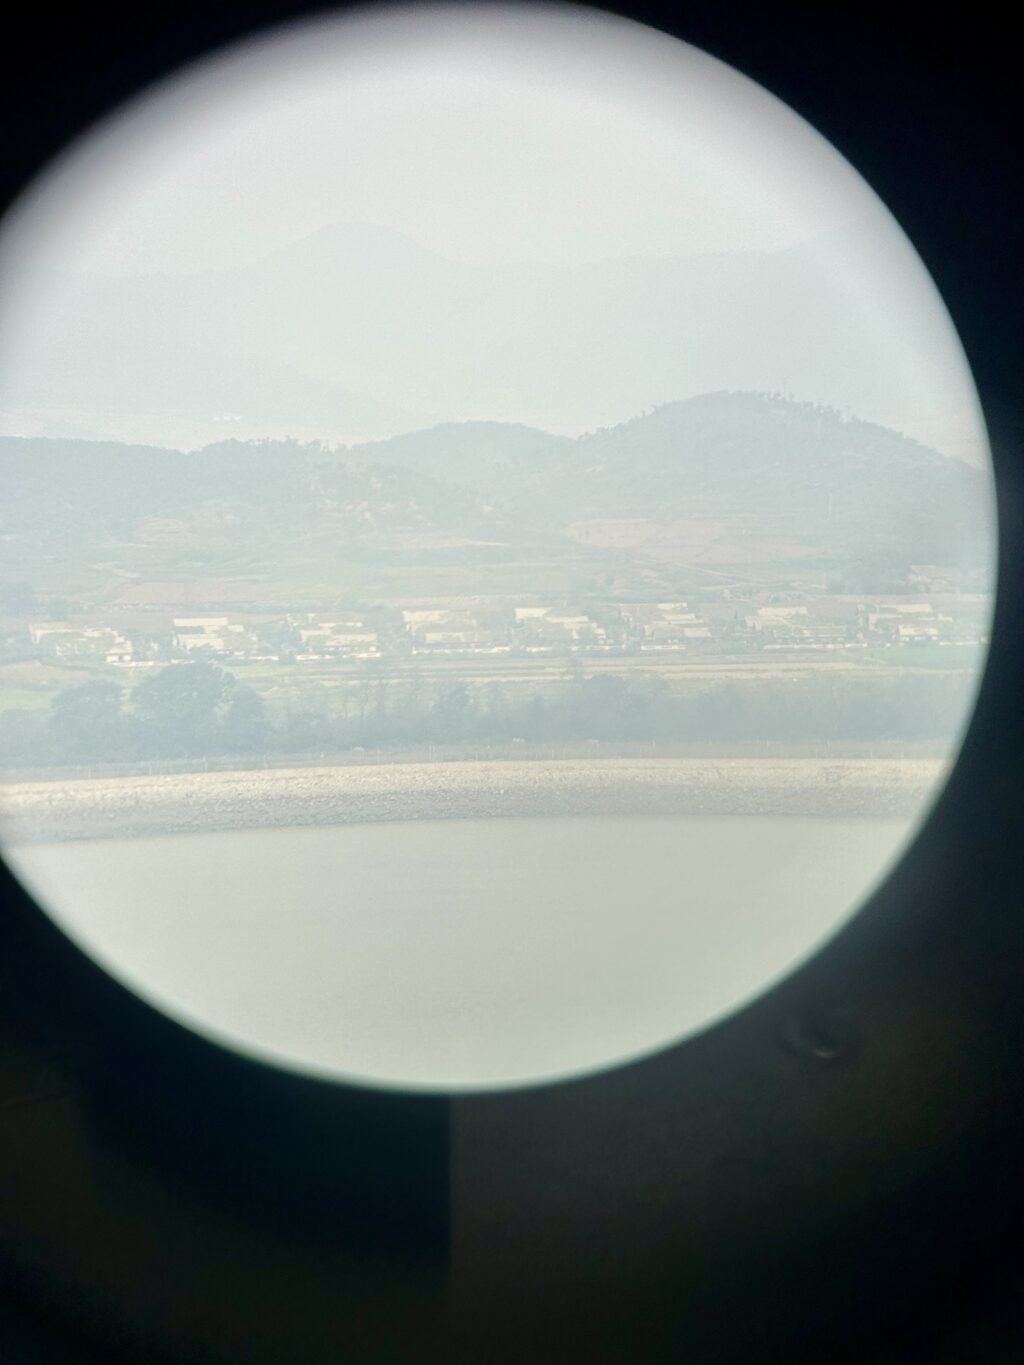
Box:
[173,616,244,653]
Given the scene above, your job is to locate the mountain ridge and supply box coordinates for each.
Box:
[0,393,993,605]
[1,222,984,458]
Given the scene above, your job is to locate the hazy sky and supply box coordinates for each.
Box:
[0,2,991,463]
[3,3,868,275]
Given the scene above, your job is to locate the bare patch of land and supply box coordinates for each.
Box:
[565,517,819,565]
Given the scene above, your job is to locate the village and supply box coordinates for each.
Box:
[14,583,990,677]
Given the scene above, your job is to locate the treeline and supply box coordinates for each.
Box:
[0,660,977,768]
[0,662,269,765]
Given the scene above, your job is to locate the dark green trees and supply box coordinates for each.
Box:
[48,680,125,759]
[131,660,269,756]
[41,661,271,762]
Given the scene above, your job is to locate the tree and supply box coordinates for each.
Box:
[254,619,301,661]
[220,685,271,753]
[430,682,473,741]
[282,704,340,752]
[130,660,238,756]
[48,680,125,759]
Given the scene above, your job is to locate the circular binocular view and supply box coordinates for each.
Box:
[0,4,995,1091]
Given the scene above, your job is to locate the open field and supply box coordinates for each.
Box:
[89,553,609,609]
[0,642,982,716]
[0,688,54,711]
[859,643,988,670]
[0,755,950,844]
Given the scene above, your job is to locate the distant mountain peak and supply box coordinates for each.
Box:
[258,221,445,268]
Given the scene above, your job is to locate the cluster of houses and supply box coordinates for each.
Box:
[619,603,714,651]
[19,593,987,670]
[173,617,248,654]
[295,620,381,661]
[28,621,138,666]
[740,600,971,651]
[398,603,716,655]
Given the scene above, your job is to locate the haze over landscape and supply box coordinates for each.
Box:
[0,219,987,461]
[0,3,997,1088]
[0,3,986,461]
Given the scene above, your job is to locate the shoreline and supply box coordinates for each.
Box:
[0,757,948,844]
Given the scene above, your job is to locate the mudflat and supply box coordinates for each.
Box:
[0,756,949,844]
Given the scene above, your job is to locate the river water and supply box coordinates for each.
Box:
[6,814,910,1090]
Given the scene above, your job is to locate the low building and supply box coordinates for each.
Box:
[31,622,135,661]
[298,622,380,657]
[172,616,245,653]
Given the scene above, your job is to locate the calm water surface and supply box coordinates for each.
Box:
[8,815,909,1089]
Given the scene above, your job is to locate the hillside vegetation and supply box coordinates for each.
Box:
[0,392,992,603]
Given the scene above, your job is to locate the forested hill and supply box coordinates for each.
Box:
[339,392,992,570]
[550,393,991,566]
[0,393,993,592]
[0,435,490,542]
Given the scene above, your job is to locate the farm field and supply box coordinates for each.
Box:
[0,641,983,719]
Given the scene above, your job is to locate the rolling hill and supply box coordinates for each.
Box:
[0,393,994,604]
